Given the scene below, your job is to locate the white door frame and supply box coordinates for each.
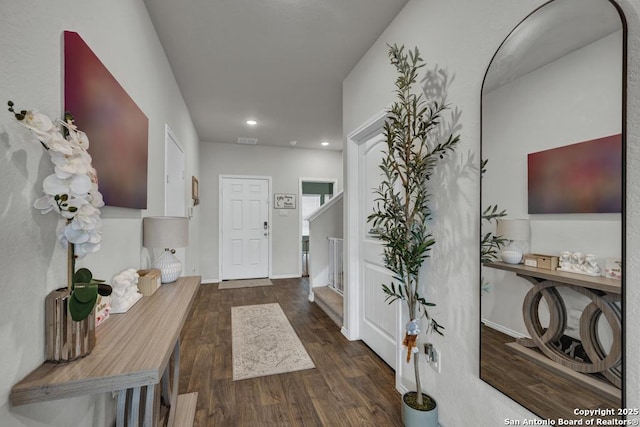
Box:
[218,174,272,280]
[298,177,338,277]
[164,124,187,270]
[164,124,186,215]
[346,109,405,391]
[345,110,388,341]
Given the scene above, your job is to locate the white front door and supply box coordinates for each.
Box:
[358,132,398,369]
[221,177,270,280]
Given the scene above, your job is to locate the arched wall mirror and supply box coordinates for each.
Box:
[480,0,626,421]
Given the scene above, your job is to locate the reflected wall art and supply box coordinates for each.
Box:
[528,134,622,214]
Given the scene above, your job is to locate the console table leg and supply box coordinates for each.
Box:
[116,390,126,427]
[167,341,181,427]
[114,385,158,427]
[143,385,156,427]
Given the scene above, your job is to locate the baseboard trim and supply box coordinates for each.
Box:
[205,274,300,282]
[270,274,301,279]
[341,326,357,341]
[481,318,528,339]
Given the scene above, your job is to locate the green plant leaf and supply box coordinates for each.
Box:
[73,267,93,285]
[97,283,112,296]
[73,282,98,303]
[69,290,98,321]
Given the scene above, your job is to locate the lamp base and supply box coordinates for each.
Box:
[153,250,182,283]
[500,249,523,264]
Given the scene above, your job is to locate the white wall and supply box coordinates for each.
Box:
[308,194,344,288]
[199,142,342,282]
[343,0,640,425]
[0,1,199,426]
[482,31,622,337]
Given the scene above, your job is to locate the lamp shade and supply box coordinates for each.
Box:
[496,219,530,241]
[143,216,189,249]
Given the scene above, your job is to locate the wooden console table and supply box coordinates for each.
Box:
[484,262,622,400]
[11,275,201,427]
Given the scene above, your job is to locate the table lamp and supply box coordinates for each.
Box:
[496,218,530,264]
[143,216,189,283]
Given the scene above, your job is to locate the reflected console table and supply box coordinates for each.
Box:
[485,262,621,401]
[11,276,201,427]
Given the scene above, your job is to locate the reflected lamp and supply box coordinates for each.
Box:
[143,216,189,283]
[496,219,530,264]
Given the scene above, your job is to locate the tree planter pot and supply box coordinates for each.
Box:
[402,392,438,427]
[45,288,95,362]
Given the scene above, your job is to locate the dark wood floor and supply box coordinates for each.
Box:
[481,324,621,422]
[178,278,403,426]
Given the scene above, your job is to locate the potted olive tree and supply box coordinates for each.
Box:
[481,159,508,293]
[367,44,460,426]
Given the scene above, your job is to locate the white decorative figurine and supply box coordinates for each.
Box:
[582,254,601,276]
[571,252,585,272]
[559,251,572,270]
[557,251,601,276]
[110,268,143,313]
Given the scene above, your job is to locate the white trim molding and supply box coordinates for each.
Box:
[343,108,390,342]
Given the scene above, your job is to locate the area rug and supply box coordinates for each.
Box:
[218,278,273,290]
[231,303,315,380]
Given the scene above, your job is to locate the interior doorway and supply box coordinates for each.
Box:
[299,178,337,277]
[164,125,187,272]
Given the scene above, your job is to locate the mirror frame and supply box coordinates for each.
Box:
[479,0,628,419]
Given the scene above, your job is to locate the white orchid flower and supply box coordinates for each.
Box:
[46,132,75,155]
[89,183,105,208]
[33,195,56,214]
[64,225,90,244]
[19,113,74,155]
[12,105,104,259]
[75,241,101,258]
[50,151,93,177]
[74,229,102,257]
[21,110,55,138]
[73,204,101,230]
[66,128,90,150]
[42,173,92,197]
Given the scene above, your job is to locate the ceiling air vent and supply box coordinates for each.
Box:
[237,137,258,145]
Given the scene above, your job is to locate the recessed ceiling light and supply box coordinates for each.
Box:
[246,119,257,126]
[321,141,329,146]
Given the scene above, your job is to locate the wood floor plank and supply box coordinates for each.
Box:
[179,277,402,426]
[480,323,621,422]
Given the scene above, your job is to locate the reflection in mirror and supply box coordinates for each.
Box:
[480,0,625,421]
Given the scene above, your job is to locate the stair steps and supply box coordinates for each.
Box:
[313,286,343,327]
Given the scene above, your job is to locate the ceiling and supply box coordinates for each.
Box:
[483,0,622,93]
[143,0,409,151]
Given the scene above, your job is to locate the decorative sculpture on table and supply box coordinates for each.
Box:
[583,254,601,275]
[559,251,572,270]
[110,268,142,313]
[557,251,601,276]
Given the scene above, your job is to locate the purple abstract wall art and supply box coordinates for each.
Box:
[64,31,148,209]
[528,134,622,214]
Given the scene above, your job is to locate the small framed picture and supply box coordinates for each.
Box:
[192,176,200,206]
[274,193,296,209]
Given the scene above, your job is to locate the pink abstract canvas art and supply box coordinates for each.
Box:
[527,134,622,214]
[64,31,148,209]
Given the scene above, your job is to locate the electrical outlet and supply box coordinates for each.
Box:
[431,347,441,373]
